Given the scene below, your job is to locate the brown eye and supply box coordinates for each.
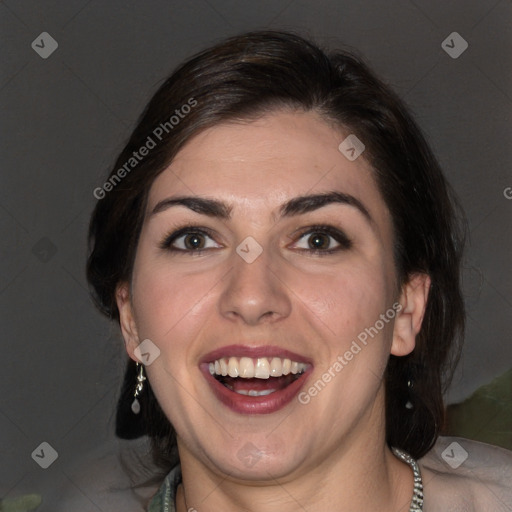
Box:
[307,233,332,250]
[290,226,352,254]
[160,227,222,252]
[183,233,206,250]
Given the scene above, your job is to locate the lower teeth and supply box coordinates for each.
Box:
[236,389,276,396]
[220,371,305,397]
[225,386,277,396]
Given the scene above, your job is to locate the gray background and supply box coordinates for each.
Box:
[1,0,511,509]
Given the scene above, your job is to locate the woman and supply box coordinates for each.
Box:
[87,31,512,511]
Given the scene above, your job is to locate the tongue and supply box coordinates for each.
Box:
[224,374,297,393]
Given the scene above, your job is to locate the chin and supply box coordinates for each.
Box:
[199,432,310,482]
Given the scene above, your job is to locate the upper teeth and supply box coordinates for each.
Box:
[209,357,307,379]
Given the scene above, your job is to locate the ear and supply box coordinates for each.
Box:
[116,282,140,362]
[391,273,431,356]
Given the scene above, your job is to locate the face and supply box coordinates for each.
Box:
[117,110,426,482]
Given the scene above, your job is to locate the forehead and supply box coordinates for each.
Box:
[147,110,386,221]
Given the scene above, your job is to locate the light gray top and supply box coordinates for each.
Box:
[146,436,512,511]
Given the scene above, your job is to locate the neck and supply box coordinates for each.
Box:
[176,392,414,511]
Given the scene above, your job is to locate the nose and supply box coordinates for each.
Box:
[218,248,292,326]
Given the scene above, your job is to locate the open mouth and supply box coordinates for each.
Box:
[202,353,312,414]
[209,356,308,396]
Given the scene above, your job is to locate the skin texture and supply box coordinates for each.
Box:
[116,110,431,511]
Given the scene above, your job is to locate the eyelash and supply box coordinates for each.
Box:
[291,225,352,255]
[159,225,219,254]
[159,224,352,255]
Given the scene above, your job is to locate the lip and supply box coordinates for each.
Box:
[199,344,313,415]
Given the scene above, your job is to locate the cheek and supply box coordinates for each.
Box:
[298,257,394,341]
[130,254,224,355]
[129,258,222,424]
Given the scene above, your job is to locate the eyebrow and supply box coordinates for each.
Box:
[150,191,373,224]
[280,192,372,223]
[151,196,232,218]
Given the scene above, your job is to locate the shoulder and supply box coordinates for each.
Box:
[419,436,512,512]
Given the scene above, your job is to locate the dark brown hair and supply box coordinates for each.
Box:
[87,30,465,472]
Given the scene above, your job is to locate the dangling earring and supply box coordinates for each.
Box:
[131,362,146,415]
[405,378,413,410]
